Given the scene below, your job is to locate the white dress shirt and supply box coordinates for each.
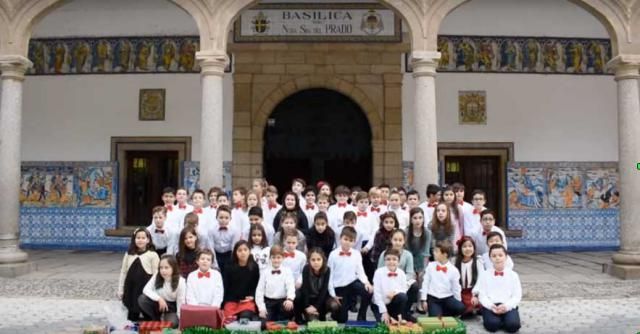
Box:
[203,205,217,228]
[388,206,410,230]
[232,208,250,235]
[327,203,356,231]
[473,268,522,311]
[147,223,170,250]
[209,224,241,253]
[261,203,282,231]
[355,210,377,242]
[481,253,514,271]
[458,257,485,290]
[255,265,296,313]
[282,249,307,285]
[368,204,387,222]
[327,247,370,297]
[462,206,484,238]
[186,268,224,307]
[420,261,462,301]
[418,202,437,222]
[373,267,408,314]
[168,203,194,232]
[143,274,186,317]
[302,203,319,226]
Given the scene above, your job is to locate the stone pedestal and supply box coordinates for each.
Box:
[608,55,640,280]
[0,55,32,277]
[411,51,440,194]
[196,51,228,189]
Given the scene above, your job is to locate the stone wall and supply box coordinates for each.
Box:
[229,42,410,187]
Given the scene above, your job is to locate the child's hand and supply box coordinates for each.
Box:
[158,298,169,312]
[496,304,508,314]
[243,296,254,302]
[365,283,373,293]
[361,247,369,254]
[421,301,428,312]
[471,296,479,306]
[386,292,397,300]
[305,305,318,316]
[283,300,294,311]
[259,310,267,319]
[382,312,391,325]
[334,297,343,307]
[295,282,302,289]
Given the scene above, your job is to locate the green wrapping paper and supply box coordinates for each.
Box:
[306,321,339,329]
[182,321,465,334]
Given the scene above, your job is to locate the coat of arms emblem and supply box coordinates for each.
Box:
[252,11,270,34]
[361,9,383,35]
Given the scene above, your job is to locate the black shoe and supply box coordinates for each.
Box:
[405,314,417,323]
[349,304,358,313]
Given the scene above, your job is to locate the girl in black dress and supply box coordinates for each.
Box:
[118,228,159,321]
[294,248,339,324]
[306,212,336,257]
[223,240,261,319]
[175,226,200,278]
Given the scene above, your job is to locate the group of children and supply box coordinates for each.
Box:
[118,179,521,333]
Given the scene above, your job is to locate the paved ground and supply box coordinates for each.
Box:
[0,250,638,333]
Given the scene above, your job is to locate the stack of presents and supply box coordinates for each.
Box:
[86,306,465,334]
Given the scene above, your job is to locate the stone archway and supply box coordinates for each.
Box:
[248,75,385,187]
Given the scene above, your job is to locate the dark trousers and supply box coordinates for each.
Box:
[407,282,419,313]
[265,297,294,321]
[334,280,372,323]
[137,295,179,327]
[482,306,521,333]
[361,242,376,283]
[294,295,339,323]
[216,251,232,274]
[372,293,410,322]
[427,295,465,317]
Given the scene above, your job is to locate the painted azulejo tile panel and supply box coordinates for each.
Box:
[437,35,612,74]
[182,161,233,193]
[19,162,125,250]
[507,162,619,252]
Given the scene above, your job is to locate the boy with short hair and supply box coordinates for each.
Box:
[420,240,465,317]
[245,206,275,245]
[216,192,230,207]
[368,187,387,220]
[378,184,391,206]
[327,185,355,231]
[387,191,410,230]
[281,230,307,288]
[316,194,331,214]
[452,182,473,215]
[256,245,296,321]
[474,210,507,255]
[262,185,281,230]
[204,186,223,226]
[334,211,366,250]
[209,205,241,273]
[354,192,376,245]
[406,190,421,210]
[481,232,514,270]
[147,206,169,256]
[302,187,318,226]
[463,190,487,239]
[328,226,373,323]
[191,189,214,242]
[292,178,307,204]
[373,248,416,324]
[419,184,441,220]
[161,187,176,211]
[186,248,224,307]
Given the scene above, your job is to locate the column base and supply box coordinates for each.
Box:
[0,261,36,278]
[605,262,640,280]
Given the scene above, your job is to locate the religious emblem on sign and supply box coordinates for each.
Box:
[360,9,383,35]
[252,11,270,34]
[458,91,487,124]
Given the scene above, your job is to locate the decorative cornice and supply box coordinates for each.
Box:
[607,54,640,80]
[0,54,32,80]
[411,50,440,77]
[196,50,228,76]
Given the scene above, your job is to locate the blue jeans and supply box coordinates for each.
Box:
[426,295,465,317]
[482,306,521,333]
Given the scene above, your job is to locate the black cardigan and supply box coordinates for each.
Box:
[299,265,331,310]
[222,262,260,303]
[273,208,309,233]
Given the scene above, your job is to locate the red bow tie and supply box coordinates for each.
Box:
[494,271,504,277]
[381,200,388,206]
[284,252,295,258]
[473,209,481,215]
[457,200,464,205]
[198,271,210,279]
[436,265,448,273]
[166,205,173,212]
[387,272,398,277]
[338,203,346,208]
[306,204,315,210]
[401,205,407,210]
[210,204,217,209]
[428,203,437,208]
[339,251,351,256]
[235,203,243,209]
[271,270,281,275]
[155,229,165,234]
[370,207,380,213]
[219,226,228,231]
[357,211,367,217]
[178,204,187,210]
[268,203,277,210]
[193,208,203,215]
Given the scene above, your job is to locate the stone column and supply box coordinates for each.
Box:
[412,51,440,195]
[608,55,640,279]
[196,51,228,189]
[0,55,32,277]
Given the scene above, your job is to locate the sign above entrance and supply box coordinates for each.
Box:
[234,3,402,43]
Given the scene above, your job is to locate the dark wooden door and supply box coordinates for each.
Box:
[444,155,501,223]
[264,88,372,195]
[125,150,179,226]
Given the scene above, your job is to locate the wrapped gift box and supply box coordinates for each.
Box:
[345,321,377,328]
[82,325,107,334]
[388,322,422,334]
[306,321,338,330]
[225,320,262,332]
[179,305,225,330]
[139,321,173,334]
[150,329,182,334]
[417,317,464,333]
[265,321,298,331]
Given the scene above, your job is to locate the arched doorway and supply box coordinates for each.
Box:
[264,88,372,194]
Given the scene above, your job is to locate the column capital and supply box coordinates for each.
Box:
[411,50,440,78]
[196,50,228,76]
[606,54,640,81]
[0,55,32,81]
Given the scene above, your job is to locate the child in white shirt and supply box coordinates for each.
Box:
[186,249,223,307]
[147,206,170,256]
[482,232,514,270]
[139,254,186,327]
[373,248,417,325]
[420,240,465,317]
[281,231,307,288]
[256,245,296,321]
